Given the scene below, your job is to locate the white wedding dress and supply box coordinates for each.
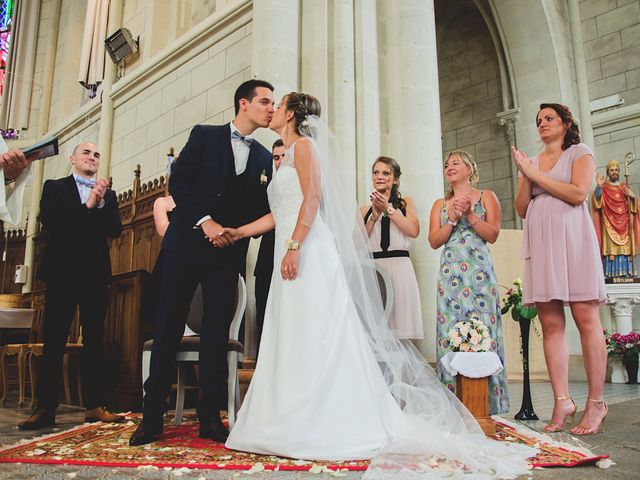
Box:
[226,144,408,460]
[226,132,535,479]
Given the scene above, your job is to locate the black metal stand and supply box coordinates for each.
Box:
[515,318,539,420]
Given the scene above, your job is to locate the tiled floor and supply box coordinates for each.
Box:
[0,381,638,479]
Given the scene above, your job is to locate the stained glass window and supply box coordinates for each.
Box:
[0,0,13,97]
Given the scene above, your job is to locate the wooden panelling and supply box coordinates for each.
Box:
[103,269,151,411]
[0,166,168,411]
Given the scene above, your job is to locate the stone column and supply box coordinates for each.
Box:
[354,0,381,200]
[22,0,62,293]
[606,284,640,334]
[328,0,357,200]
[97,0,124,178]
[251,0,299,99]
[605,284,640,383]
[568,0,594,148]
[382,0,442,360]
[247,0,300,357]
[497,108,521,229]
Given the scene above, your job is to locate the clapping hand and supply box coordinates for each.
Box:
[0,149,31,182]
[596,172,605,187]
[512,146,538,180]
[370,190,389,217]
[452,195,472,216]
[447,206,462,224]
[86,178,109,209]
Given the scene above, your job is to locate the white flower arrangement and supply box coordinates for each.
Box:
[447,318,491,352]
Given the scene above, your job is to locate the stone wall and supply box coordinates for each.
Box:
[109,25,252,192]
[437,6,515,227]
[582,0,640,105]
[27,1,252,194]
[583,0,640,230]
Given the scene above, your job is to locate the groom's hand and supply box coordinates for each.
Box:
[220,227,242,243]
[202,219,233,247]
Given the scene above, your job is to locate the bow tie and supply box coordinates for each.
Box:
[75,177,96,188]
[231,130,254,147]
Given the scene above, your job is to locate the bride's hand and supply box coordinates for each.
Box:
[281,251,299,281]
[220,227,242,243]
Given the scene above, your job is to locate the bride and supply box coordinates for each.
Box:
[223,92,535,478]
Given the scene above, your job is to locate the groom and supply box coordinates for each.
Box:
[130,80,275,446]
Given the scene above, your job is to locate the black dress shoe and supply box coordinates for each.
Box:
[129,422,162,446]
[18,408,55,431]
[199,416,229,442]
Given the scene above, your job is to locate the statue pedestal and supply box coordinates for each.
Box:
[606,282,640,334]
[607,355,629,383]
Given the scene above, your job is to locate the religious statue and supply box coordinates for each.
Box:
[592,159,640,278]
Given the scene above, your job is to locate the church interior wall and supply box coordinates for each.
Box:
[436,2,515,228]
[584,0,640,198]
[47,0,90,134]
[109,27,252,192]
[493,0,567,163]
[4,0,640,371]
[583,1,640,336]
[540,0,580,108]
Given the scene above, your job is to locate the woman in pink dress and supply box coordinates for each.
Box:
[360,157,423,339]
[514,103,607,435]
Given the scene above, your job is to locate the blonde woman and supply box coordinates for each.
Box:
[428,150,509,414]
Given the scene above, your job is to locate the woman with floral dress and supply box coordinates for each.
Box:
[428,150,509,414]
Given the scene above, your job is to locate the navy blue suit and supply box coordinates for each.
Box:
[142,124,272,426]
[36,175,122,411]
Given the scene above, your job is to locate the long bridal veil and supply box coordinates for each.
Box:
[300,115,535,479]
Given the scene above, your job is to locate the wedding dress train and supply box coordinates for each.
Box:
[226,131,535,479]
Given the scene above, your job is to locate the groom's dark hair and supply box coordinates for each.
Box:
[234,80,274,115]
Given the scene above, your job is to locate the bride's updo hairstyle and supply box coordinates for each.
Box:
[285,92,321,137]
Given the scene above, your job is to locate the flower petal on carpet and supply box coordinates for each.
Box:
[0,415,607,471]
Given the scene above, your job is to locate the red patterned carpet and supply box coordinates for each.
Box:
[491,421,609,468]
[0,415,607,471]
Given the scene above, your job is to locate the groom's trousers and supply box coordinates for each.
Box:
[142,251,237,428]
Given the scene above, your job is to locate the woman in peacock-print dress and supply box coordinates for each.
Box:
[428,150,510,415]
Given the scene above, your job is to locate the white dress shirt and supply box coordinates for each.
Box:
[73,173,104,208]
[229,121,253,175]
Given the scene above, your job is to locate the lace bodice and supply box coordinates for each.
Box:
[267,144,304,231]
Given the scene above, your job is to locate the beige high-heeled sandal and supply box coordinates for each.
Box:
[571,398,608,435]
[544,396,577,433]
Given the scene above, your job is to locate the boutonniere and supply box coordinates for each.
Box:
[259,169,268,186]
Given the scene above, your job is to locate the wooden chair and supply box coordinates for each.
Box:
[25,310,84,408]
[0,308,39,407]
[142,275,247,427]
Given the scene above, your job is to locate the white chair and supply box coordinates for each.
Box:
[141,275,247,427]
[373,262,394,322]
[353,262,394,324]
